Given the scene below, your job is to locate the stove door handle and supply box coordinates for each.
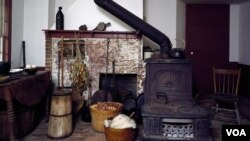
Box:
[156,92,168,104]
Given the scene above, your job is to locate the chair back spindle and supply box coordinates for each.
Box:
[213,67,241,96]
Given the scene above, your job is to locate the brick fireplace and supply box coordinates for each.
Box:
[43,30,145,99]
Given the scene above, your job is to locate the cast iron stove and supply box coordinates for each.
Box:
[142,59,211,141]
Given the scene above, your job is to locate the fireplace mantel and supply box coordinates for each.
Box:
[43,30,142,39]
[44,29,145,99]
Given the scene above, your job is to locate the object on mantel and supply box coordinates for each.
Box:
[56,6,64,30]
[79,24,88,31]
[93,22,111,31]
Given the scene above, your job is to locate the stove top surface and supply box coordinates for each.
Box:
[142,101,210,118]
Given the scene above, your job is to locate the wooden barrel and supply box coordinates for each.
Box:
[47,90,72,139]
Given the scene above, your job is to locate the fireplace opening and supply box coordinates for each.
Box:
[99,73,137,102]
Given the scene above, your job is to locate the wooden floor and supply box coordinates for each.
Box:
[18,96,250,141]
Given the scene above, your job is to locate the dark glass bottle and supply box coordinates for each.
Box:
[56,7,64,30]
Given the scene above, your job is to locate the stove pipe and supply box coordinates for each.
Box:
[94,0,172,57]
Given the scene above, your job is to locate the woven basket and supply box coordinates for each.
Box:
[90,102,123,132]
[104,126,136,141]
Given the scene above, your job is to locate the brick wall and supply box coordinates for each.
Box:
[44,30,145,99]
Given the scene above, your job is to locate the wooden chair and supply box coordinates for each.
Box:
[212,67,241,124]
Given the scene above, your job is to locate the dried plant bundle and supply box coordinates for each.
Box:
[71,33,88,88]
